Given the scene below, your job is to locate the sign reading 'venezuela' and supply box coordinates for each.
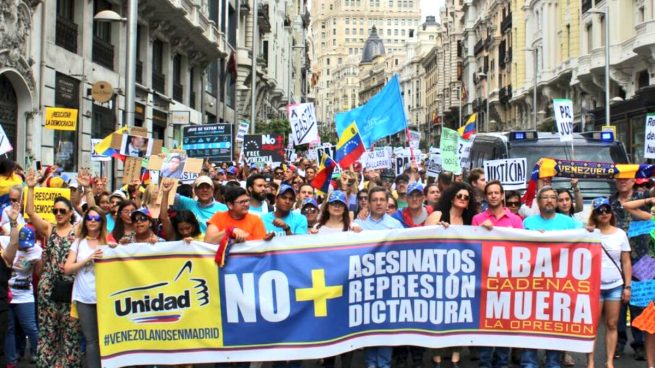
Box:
[44,107,78,131]
[183,124,233,163]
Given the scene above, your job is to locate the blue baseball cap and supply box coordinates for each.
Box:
[592,197,611,210]
[328,190,348,206]
[301,197,319,209]
[130,208,152,220]
[407,182,424,195]
[278,183,296,197]
[18,226,36,250]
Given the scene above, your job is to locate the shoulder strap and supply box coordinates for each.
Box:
[599,242,624,283]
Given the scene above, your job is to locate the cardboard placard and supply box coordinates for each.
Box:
[23,188,71,224]
[123,156,142,185]
[44,107,78,131]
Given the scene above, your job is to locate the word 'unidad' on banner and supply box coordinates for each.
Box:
[96,227,601,368]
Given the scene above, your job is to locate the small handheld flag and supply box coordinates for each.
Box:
[458,113,477,139]
[335,122,366,169]
[311,153,337,195]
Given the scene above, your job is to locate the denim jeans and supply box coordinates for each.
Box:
[77,302,101,368]
[479,346,509,368]
[521,349,560,368]
[4,302,38,365]
[364,347,392,368]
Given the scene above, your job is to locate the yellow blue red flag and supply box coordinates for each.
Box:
[335,122,365,169]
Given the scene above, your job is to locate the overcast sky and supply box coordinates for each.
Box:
[421,0,443,22]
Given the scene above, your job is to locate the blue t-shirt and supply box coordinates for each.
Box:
[106,214,115,233]
[174,195,227,234]
[523,213,581,231]
[261,211,308,237]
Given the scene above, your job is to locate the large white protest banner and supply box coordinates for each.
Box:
[288,103,320,146]
[484,158,528,190]
[644,113,655,159]
[553,99,574,142]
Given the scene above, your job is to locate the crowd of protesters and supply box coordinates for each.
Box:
[0,153,653,368]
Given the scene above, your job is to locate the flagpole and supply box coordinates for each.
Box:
[458,85,462,128]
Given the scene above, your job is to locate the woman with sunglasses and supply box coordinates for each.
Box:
[386,197,398,216]
[127,209,165,244]
[310,191,362,234]
[354,189,369,220]
[432,182,479,226]
[24,169,82,367]
[64,206,111,368]
[586,198,632,368]
[504,191,522,218]
[300,198,320,229]
[109,200,137,244]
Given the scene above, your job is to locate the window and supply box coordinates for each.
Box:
[206,61,218,95]
[600,16,606,47]
[346,18,350,24]
[54,73,79,172]
[586,23,593,52]
[326,58,330,65]
[346,28,350,35]
[389,0,393,6]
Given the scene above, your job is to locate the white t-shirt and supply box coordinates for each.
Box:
[8,244,42,304]
[70,239,99,304]
[599,228,631,290]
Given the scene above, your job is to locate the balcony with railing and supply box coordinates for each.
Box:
[173,83,184,102]
[258,3,272,33]
[499,43,506,69]
[56,17,78,53]
[474,39,484,55]
[92,37,114,70]
[152,72,166,94]
[501,12,512,33]
[499,84,512,104]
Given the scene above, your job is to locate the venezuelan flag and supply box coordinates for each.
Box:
[335,122,366,169]
[458,113,477,139]
[311,153,337,195]
[94,126,129,158]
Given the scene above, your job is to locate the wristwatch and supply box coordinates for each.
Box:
[283,225,290,231]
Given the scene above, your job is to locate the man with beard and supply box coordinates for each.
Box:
[261,184,308,237]
[246,174,272,216]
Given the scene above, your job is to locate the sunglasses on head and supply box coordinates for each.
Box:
[456,193,470,201]
[86,214,102,222]
[52,208,68,215]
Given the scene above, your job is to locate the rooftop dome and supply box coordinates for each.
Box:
[361,26,386,63]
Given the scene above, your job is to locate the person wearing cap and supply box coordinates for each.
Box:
[262,184,308,237]
[391,174,410,210]
[205,186,270,243]
[120,208,163,244]
[300,198,320,228]
[355,186,402,231]
[246,174,273,216]
[472,181,523,368]
[310,191,361,234]
[585,197,632,368]
[0,201,22,367]
[173,175,227,234]
[226,166,238,180]
[3,218,41,368]
[391,182,440,228]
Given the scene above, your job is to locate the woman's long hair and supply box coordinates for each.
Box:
[77,206,108,244]
[111,200,137,240]
[556,188,575,216]
[172,210,201,240]
[317,199,351,232]
[435,182,479,225]
[54,196,76,224]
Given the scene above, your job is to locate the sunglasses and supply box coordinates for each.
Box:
[456,193,470,201]
[388,204,397,209]
[595,207,611,215]
[302,207,318,214]
[506,201,520,207]
[9,198,19,203]
[358,196,368,201]
[86,214,103,222]
[134,216,150,223]
[52,208,68,215]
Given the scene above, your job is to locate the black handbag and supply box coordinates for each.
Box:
[50,278,73,303]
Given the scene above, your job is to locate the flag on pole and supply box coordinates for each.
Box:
[458,113,477,139]
[335,74,407,148]
[335,122,366,169]
[311,153,337,195]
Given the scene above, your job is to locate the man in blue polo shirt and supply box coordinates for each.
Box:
[173,175,227,234]
[356,186,403,231]
[261,184,308,237]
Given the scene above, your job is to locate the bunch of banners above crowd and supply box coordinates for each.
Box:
[96,226,610,368]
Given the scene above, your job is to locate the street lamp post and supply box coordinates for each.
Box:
[589,6,610,127]
[524,48,538,129]
[95,3,137,127]
[250,0,258,134]
[478,72,489,132]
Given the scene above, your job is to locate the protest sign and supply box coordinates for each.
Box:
[644,113,655,159]
[458,136,474,170]
[288,103,320,146]
[426,154,443,178]
[0,125,13,156]
[285,148,297,162]
[483,158,528,190]
[553,99,574,142]
[630,280,655,307]
[91,139,111,162]
[44,107,78,131]
[440,128,461,174]
[96,227,601,368]
[362,149,392,170]
[316,144,336,161]
[393,153,411,176]
[243,134,285,166]
[628,220,655,238]
[632,255,655,281]
[408,130,421,151]
[183,124,233,163]
[23,187,70,224]
[236,120,249,143]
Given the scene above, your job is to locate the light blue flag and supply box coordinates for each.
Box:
[335,74,407,148]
